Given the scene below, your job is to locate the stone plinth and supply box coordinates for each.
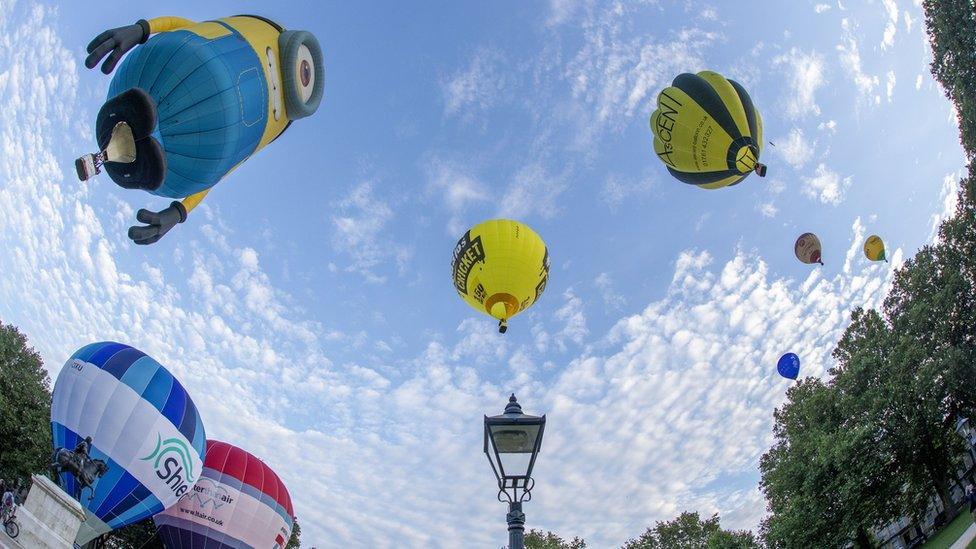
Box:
[0,475,84,549]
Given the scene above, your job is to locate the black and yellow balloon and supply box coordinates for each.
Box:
[650,71,766,189]
[451,219,550,334]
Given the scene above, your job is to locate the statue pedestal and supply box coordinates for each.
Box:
[0,475,84,549]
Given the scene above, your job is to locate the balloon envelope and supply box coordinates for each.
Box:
[452,219,550,332]
[794,232,823,265]
[155,440,295,549]
[864,235,886,262]
[98,16,324,198]
[650,70,766,189]
[777,353,800,380]
[51,342,206,544]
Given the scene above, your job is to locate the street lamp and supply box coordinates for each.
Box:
[484,394,546,549]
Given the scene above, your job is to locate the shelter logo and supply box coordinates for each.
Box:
[186,478,233,510]
[141,433,195,497]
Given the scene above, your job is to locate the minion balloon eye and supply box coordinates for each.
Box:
[279,30,324,119]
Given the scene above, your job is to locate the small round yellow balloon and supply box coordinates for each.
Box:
[864,235,887,262]
[451,219,550,333]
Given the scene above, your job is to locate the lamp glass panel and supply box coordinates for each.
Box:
[489,424,540,453]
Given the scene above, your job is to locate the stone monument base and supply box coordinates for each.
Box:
[0,474,84,549]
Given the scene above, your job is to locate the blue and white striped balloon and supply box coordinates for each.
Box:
[50,342,206,544]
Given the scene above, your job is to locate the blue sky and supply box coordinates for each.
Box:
[0,0,967,546]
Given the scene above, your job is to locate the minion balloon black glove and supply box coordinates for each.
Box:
[85,19,150,74]
[128,201,186,245]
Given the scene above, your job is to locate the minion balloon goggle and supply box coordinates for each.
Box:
[235,14,325,124]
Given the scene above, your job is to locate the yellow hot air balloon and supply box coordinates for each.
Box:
[451,219,550,333]
[650,70,766,189]
[794,232,823,265]
[864,235,887,262]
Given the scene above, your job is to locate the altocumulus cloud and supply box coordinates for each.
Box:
[0,2,946,548]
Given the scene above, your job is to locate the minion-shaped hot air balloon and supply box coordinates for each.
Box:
[452,219,550,333]
[75,15,325,244]
[864,235,887,262]
[650,71,766,189]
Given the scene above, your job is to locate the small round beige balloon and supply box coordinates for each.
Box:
[794,232,823,265]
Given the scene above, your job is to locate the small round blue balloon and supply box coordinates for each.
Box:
[777,353,800,380]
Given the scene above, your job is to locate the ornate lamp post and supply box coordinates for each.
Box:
[484,394,546,549]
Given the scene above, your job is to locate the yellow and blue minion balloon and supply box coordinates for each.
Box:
[452,219,550,334]
[75,15,325,244]
[650,71,766,189]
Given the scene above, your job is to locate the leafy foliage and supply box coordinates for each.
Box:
[101,519,163,548]
[525,529,586,549]
[0,320,52,482]
[287,517,302,549]
[622,511,758,549]
[923,0,976,157]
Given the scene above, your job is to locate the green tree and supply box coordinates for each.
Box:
[0,320,52,481]
[875,248,975,512]
[923,0,976,156]
[760,371,894,548]
[524,529,586,549]
[101,518,162,548]
[706,529,760,549]
[287,517,301,549]
[622,511,758,549]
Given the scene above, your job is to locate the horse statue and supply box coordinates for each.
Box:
[50,447,109,501]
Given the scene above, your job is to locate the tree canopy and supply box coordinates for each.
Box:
[0,320,52,482]
[525,529,587,549]
[622,511,758,549]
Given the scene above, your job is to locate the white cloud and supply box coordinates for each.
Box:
[425,159,489,235]
[554,288,588,350]
[442,49,506,122]
[546,0,590,26]
[916,74,924,90]
[777,127,814,168]
[773,48,826,119]
[881,0,899,49]
[929,171,961,242]
[331,183,405,283]
[803,163,852,205]
[886,70,896,101]
[837,18,880,101]
[756,202,778,218]
[815,3,831,13]
[818,119,838,133]
[594,272,626,310]
[602,173,654,209]
[904,11,914,33]
[497,163,566,220]
[563,4,716,144]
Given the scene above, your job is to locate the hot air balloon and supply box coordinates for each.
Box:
[794,232,824,265]
[650,71,766,189]
[864,235,887,262]
[154,440,295,549]
[74,15,325,245]
[50,342,206,544]
[777,352,800,380]
[452,219,550,333]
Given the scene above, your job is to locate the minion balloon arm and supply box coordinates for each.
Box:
[125,189,211,246]
[85,17,196,75]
